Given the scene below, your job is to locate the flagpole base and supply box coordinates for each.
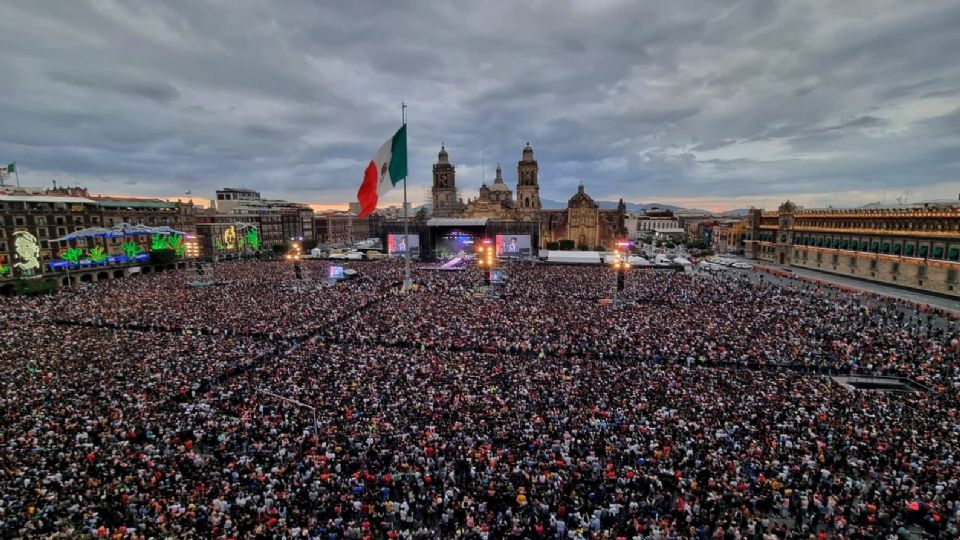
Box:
[402,278,413,293]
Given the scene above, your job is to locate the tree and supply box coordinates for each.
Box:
[15,279,59,296]
[546,242,559,250]
[558,239,575,251]
[150,249,176,265]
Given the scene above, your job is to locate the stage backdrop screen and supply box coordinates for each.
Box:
[496,234,531,257]
[328,266,344,279]
[387,234,420,257]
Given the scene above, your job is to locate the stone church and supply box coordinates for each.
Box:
[430,143,627,249]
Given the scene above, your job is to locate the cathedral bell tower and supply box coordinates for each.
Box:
[516,142,541,219]
[432,144,461,217]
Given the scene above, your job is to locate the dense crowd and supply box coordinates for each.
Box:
[0,259,958,538]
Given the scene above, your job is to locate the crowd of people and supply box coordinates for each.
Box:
[0,259,958,538]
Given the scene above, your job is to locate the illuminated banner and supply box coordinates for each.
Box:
[387,234,420,257]
[495,234,531,257]
[328,266,344,279]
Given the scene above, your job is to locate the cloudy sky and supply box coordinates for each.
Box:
[1,0,958,211]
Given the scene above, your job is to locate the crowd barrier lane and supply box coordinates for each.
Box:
[752,263,960,318]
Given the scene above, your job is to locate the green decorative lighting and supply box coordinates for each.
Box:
[150,235,167,251]
[165,235,185,256]
[60,247,84,265]
[149,234,186,256]
[245,228,261,250]
[121,240,142,259]
[0,256,9,276]
[87,245,108,263]
[214,239,226,251]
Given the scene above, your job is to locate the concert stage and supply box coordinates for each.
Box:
[380,218,540,261]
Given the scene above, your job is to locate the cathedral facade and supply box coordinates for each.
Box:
[430,143,626,249]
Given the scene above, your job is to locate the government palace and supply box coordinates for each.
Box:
[429,142,627,250]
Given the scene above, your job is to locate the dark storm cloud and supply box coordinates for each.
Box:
[0,0,957,209]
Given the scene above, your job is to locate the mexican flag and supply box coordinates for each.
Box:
[357,125,407,218]
[0,162,12,178]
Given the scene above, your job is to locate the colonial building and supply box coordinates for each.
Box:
[745,200,960,297]
[462,165,516,219]
[314,212,381,244]
[427,143,626,250]
[0,184,198,280]
[540,184,628,250]
[710,219,749,254]
[198,187,315,254]
[515,143,542,220]
[430,145,465,218]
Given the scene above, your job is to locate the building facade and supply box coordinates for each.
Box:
[430,145,465,218]
[540,184,627,250]
[426,143,626,250]
[745,201,960,297]
[0,185,197,279]
[314,212,382,245]
[198,187,315,255]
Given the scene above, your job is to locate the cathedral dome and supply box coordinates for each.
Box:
[437,144,449,164]
[568,182,597,208]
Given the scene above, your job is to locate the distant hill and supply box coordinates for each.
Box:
[541,198,700,213]
[418,200,716,215]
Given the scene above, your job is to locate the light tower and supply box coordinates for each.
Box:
[610,240,631,301]
[477,238,496,286]
[285,237,303,279]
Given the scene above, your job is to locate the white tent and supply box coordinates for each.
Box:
[542,250,603,264]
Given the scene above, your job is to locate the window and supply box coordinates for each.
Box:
[14,216,25,226]
[918,265,927,279]
[37,228,48,238]
[36,216,47,226]
[57,227,67,236]
[870,259,878,270]
[832,254,838,265]
[948,268,958,283]
[891,262,900,274]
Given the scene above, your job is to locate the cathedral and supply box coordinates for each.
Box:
[430,143,627,249]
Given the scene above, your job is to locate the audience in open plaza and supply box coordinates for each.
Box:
[1,259,957,538]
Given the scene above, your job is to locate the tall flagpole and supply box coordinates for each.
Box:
[401,102,412,293]
[13,161,19,187]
